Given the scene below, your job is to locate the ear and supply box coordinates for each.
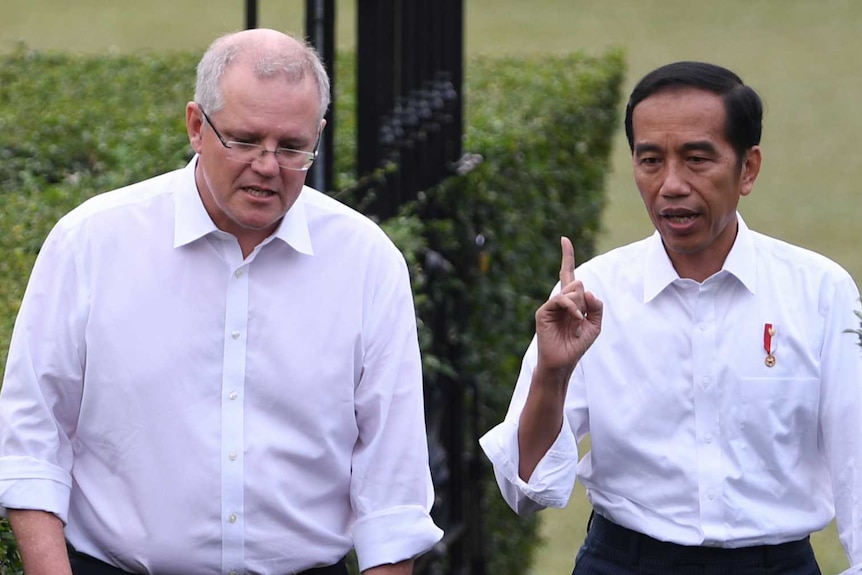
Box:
[739,145,762,197]
[186,102,205,154]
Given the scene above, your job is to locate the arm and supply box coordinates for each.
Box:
[363,558,414,575]
[820,277,862,568]
[7,509,72,575]
[517,237,602,481]
[350,245,442,571]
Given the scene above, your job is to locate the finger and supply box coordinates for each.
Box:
[559,236,576,287]
[551,293,585,321]
[584,291,603,327]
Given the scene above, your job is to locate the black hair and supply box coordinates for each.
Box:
[624,61,763,162]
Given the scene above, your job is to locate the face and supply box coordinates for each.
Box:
[631,87,761,281]
[186,62,324,255]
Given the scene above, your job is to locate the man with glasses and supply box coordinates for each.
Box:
[0,28,442,575]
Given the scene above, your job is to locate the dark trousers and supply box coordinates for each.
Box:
[68,545,349,575]
[572,513,822,575]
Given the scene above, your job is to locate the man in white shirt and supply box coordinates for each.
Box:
[0,28,442,575]
[480,61,862,574]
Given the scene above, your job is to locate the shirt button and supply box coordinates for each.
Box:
[228,513,237,523]
[702,376,711,388]
[228,391,238,400]
[704,433,713,443]
[235,269,243,278]
[231,331,240,340]
[229,452,238,461]
[707,489,716,500]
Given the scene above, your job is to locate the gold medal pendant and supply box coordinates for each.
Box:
[763,323,777,368]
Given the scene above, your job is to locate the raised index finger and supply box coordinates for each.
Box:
[559,236,576,286]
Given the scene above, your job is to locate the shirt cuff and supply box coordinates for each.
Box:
[0,476,72,524]
[479,416,579,514]
[836,565,862,575]
[352,505,443,572]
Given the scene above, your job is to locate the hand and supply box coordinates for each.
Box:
[534,236,603,381]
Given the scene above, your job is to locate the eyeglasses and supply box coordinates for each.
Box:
[199,106,318,172]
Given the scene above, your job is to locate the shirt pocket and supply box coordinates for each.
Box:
[729,377,820,472]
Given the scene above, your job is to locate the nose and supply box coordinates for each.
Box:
[659,160,690,197]
[251,148,281,176]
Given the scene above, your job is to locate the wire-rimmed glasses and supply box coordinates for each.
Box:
[199,105,319,172]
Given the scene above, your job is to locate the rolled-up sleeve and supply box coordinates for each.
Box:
[479,333,586,516]
[350,248,442,571]
[0,220,86,523]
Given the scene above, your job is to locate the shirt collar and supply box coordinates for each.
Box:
[174,158,218,248]
[174,157,314,256]
[642,212,757,302]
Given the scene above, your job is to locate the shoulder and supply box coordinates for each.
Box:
[300,187,404,257]
[56,168,182,233]
[752,230,854,285]
[750,231,860,315]
[576,236,652,285]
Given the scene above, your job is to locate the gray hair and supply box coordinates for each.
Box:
[194,30,331,122]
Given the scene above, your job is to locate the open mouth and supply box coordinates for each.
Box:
[663,213,698,224]
[242,186,276,198]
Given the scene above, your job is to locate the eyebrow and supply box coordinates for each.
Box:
[634,143,662,157]
[634,140,719,157]
[680,140,719,155]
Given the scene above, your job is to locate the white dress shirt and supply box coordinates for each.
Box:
[480,216,862,571]
[0,159,443,574]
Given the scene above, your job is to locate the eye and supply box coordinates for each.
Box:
[227,141,261,152]
[276,148,304,157]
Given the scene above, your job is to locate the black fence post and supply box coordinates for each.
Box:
[305,0,335,193]
[245,0,257,29]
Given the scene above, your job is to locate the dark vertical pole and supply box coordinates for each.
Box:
[358,0,398,217]
[305,0,335,193]
[245,0,258,29]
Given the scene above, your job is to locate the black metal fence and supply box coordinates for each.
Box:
[355,0,464,220]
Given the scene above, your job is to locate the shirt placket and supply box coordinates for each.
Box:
[692,282,723,541]
[221,258,249,574]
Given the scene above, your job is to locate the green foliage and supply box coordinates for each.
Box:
[0,519,21,575]
[0,47,623,573]
[406,50,625,574]
[846,302,862,351]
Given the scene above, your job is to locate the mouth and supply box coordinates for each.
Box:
[241,186,277,199]
[663,213,698,224]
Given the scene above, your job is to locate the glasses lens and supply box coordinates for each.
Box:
[225,142,262,164]
[225,142,314,171]
[277,150,315,171]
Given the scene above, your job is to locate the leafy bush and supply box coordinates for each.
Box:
[0,47,623,573]
[409,51,625,574]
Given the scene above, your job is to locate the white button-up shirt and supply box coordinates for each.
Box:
[480,216,862,570]
[0,160,442,573]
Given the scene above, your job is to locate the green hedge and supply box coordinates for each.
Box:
[413,52,624,574]
[0,47,624,573]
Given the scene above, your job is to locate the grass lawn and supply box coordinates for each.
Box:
[2,1,861,573]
